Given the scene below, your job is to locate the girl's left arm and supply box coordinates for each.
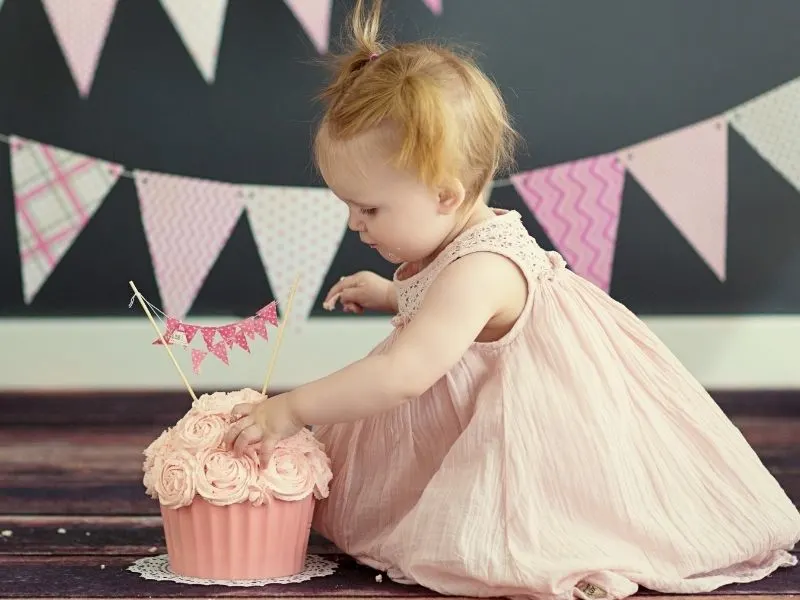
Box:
[288,252,522,425]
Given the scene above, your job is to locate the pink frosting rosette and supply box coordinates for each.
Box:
[194,448,261,506]
[149,449,198,509]
[259,429,333,501]
[174,411,227,452]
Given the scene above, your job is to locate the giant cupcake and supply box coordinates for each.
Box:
[142,387,332,580]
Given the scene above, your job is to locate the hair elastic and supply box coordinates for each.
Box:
[369,52,380,61]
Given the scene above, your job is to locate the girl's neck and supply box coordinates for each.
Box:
[417,203,496,271]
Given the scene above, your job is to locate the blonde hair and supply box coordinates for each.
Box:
[313,0,518,206]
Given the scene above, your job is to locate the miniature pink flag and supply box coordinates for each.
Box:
[41,0,118,97]
[283,0,332,54]
[251,316,269,340]
[730,76,800,197]
[511,153,626,292]
[180,323,199,343]
[233,329,250,353]
[209,341,229,365]
[10,136,123,303]
[621,117,728,281]
[159,0,228,83]
[217,324,237,348]
[257,301,279,326]
[245,186,348,326]
[191,349,207,374]
[422,0,442,15]
[239,317,257,340]
[134,170,245,318]
[200,326,218,349]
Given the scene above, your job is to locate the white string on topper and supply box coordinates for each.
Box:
[126,275,301,400]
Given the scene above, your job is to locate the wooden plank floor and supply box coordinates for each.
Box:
[1,405,798,598]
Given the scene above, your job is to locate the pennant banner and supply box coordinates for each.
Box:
[148,300,278,373]
[41,0,118,97]
[245,185,348,326]
[422,0,443,15]
[730,76,800,196]
[160,0,229,83]
[283,0,333,54]
[511,154,625,292]
[621,117,729,281]
[11,136,123,303]
[134,170,245,318]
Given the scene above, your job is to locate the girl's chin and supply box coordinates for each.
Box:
[377,247,404,264]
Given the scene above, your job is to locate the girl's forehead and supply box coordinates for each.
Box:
[319,129,396,191]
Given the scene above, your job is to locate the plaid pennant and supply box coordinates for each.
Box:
[11,136,123,303]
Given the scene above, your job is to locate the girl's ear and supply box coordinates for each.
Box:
[437,179,466,214]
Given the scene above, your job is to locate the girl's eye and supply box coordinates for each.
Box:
[360,207,377,215]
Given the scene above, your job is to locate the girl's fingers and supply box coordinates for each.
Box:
[223,415,253,449]
[233,425,262,456]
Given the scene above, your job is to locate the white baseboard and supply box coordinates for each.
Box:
[0,316,798,392]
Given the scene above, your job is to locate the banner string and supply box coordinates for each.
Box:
[0,132,516,189]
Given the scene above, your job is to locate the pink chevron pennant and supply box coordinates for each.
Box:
[134,170,245,318]
[621,117,728,281]
[283,0,332,54]
[511,154,626,292]
[41,0,118,97]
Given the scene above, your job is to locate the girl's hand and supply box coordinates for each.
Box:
[323,271,396,314]
[223,394,304,463]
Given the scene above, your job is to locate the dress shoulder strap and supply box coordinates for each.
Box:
[392,210,565,324]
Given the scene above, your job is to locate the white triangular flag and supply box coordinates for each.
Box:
[244,186,348,325]
[730,76,800,196]
[41,0,118,97]
[10,136,123,302]
[283,0,332,54]
[159,0,228,83]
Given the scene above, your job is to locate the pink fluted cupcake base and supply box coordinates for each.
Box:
[160,495,315,580]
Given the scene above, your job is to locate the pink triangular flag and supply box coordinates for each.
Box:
[257,301,279,327]
[233,329,250,353]
[180,323,199,343]
[209,341,229,365]
[41,0,118,97]
[283,0,332,54]
[218,324,237,348]
[621,118,728,281]
[201,326,218,349]
[239,317,256,340]
[511,153,626,292]
[191,349,207,374]
[422,0,442,15]
[252,316,269,340]
[134,171,245,318]
[10,136,123,303]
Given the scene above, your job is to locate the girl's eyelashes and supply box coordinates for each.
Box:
[360,207,378,215]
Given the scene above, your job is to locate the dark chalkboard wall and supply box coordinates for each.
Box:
[1,0,799,317]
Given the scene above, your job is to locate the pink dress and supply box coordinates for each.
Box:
[312,209,800,600]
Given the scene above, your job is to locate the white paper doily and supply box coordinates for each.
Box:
[127,553,338,587]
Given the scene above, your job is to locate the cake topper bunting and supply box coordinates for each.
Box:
[128,275,301,399]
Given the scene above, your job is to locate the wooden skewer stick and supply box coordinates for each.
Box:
[129,280,198,403]
[261,274,301,396]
